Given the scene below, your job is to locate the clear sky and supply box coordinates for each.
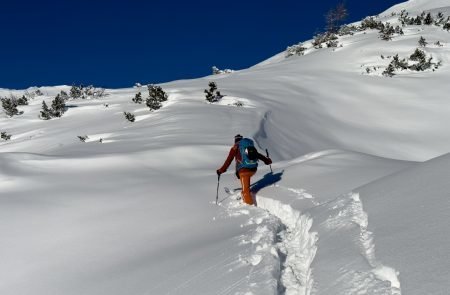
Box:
[0,0,402,89]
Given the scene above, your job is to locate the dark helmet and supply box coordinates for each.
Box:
[234,134,243,143]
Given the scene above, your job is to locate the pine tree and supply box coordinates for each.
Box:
[418,36,428,47]
[40,101,53,120]
[424,13,433,25]
[1,97,21,117]
[132,92,143,104]
[1,131,12,141]
[410,48,426,62]
[205,82,221,102]
[17,95,28,105]
[148,85,168,102]
[51,94,66,117]
[146,97,162,110]
[70,85,83,98]
[382,63,396,77]
[123,112,135,122]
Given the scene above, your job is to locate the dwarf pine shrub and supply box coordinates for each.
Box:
[1,97,22,117]
[419,36,428,47]
[286,43,307,57]
[205,82,222,103]
[40,101,53,120]
[1,131,12,141]
[132,92,143,104]
[148,85,168,102]
[124,112,135,122]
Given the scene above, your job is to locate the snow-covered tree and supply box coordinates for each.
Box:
[286,43,307,57]
[70,85,83,99]
[40,101,52,120]
[17,95,28,106]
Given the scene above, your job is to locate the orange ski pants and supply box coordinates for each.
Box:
[238,169,256,205]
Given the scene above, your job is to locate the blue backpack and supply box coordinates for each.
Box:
[237,138,259,170]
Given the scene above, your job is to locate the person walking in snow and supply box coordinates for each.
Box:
[216,134,272,205]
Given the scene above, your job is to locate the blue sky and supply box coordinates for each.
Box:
[0,0,402,89]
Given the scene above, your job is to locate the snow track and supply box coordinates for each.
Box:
[257,196,318,295]
[225,192,318,295]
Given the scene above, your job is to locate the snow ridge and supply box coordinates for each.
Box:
[326,193,402,295]
[350,193,401,295]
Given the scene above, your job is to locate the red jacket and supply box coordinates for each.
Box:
[218,143,271,175]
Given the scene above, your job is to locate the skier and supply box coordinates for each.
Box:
[216,134,272,205]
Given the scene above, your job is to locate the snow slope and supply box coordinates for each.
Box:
[1,0,450,294]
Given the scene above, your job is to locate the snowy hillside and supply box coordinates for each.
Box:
[1,0,450,294]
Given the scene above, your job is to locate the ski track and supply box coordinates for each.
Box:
[325,192,401,295]
[224,188,318,295]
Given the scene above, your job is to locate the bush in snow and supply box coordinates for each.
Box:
[286,43,307,57]
[1,131,12,141]
[77,135,89,142]
[434,41,443,47]
[51,94,66,117]
[146,84,167,111]
[40,101,53,120]
[148,84,168,102]
[17,95,28,106]
[132,92,143,104]
[418,36,428,47]
[424,13,434,25]
[1,97,23,117]
[338,24,360,36]
[39,94,67,120]
[59,90,70,100]
[379,23,403,41]
[204,81,222,103]
[360,17,384,30]
[123,112,135,122]
[212,66,235,74]
[382,63,396,77]
[312,32,338,49]
[444,21,450,31]
[70,85,83,99]
[146,97,162,111]
[70,84,105,99]
[434,12,446,25]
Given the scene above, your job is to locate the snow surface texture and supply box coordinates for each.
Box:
[1,0,450,294]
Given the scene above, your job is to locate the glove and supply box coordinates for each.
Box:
[264,158,272,165]
[217,169,225,175]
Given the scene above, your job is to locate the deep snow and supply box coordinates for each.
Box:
[1,0,450,294]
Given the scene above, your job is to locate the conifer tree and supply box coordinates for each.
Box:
[146,97,162,110]
[1,97,21,117]
[123,112,135,122]
[205,82,222,102]
[51,94,66,117]
[40,101,53,120]
[1,131,12,141]
[148,84,168,102]
[418,36,428,47]
[132,92,143,104]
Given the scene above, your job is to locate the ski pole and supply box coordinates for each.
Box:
[265,149,273,173]
[216,174,221,205]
